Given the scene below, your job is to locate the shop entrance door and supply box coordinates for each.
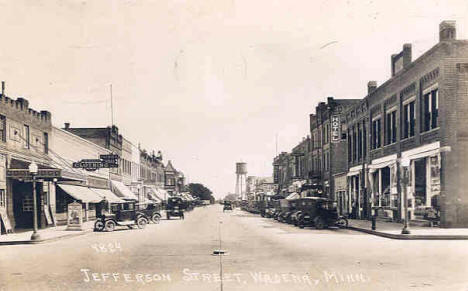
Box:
[414,158,427,208]
[12,180,33,229]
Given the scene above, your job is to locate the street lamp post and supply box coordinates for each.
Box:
[29,161,41,241]
[137,184,142,202]
[401,158,411,235]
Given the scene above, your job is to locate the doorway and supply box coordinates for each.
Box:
[414,158,427,208]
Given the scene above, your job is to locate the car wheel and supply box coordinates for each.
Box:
[94,220,105,232]
[152,214,161,224]
[105,220,116,232]
[314,216,326,230]
[137,217,148,229]
[298,219,305,229]
[336,217,348,228]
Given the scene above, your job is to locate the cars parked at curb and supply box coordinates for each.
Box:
[94,201,149,232]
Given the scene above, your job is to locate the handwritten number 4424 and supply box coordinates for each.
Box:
[91,242,122,253]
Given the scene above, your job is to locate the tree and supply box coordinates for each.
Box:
[186,183,214,201]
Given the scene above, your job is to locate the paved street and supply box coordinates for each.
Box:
[1,205,467,291]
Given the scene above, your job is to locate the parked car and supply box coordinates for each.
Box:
[223,201,233,212]
[278,199,298,224]
[166,197,185,220]
[295,197,348,229]
[94,201,149,232]
[136,201,162,223]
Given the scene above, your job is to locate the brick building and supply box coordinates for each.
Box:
[62,124,139,201]
[310,97,360,199]
[0,86,53,232]
[273,152,292,195]
[343,21,468,227]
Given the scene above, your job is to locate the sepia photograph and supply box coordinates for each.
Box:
[0,0,468,290]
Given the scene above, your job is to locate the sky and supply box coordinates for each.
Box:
[0,0,467,198]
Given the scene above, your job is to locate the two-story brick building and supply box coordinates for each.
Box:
[344,21,468,227]
[62,124,138,201]
[0,87,54,232]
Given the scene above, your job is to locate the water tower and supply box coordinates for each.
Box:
[235,162,247,200]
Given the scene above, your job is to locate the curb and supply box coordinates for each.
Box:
[347,226,468,240]
[0,229,93,246]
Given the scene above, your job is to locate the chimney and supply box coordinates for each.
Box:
[391,44,412,76]
[64,122,70,129]
[367,81,377,94]
[1,81,4,96]
[439,20,456,42]
[402,43,412,67]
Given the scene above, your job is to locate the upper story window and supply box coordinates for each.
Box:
[385,109,397,145]
[423,88,438,131]
[43,132,48,154]
[357,124,363,160]
[0,115,6,142]
[322,124,328,145]
[363,123,367,158]
[372,117,382,149]
[347,129,352,162]
[23,125,30,149]
[352,126,357,161]
[402,99,415,139]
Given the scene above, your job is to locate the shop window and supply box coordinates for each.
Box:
[423,88,439,131]
[381,167,391,207]
[0,115,6,142]
[385,110,397,145]
[372,118,381,149]
[0,189,6,208]
[403,100,415,139]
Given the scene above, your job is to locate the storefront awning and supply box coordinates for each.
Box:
[90,188,125,203]
[368,160,396,170]
[58,184,103,203]
[146,186,164,201]
[111,180,139,200]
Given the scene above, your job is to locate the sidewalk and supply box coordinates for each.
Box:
[0,221,95,245]
[347,219,468,240]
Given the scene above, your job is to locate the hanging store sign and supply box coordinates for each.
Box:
[99,154,119,163]
[331,115,341,143]
[73,157,119,171]
[6,168,61,179]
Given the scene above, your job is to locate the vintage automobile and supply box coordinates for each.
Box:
[94,201,149,232]
[136,201,162,223]
[223,201,233,212]
[166,196,185,220]
[278,199,298,224]
[294,197,348,229]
